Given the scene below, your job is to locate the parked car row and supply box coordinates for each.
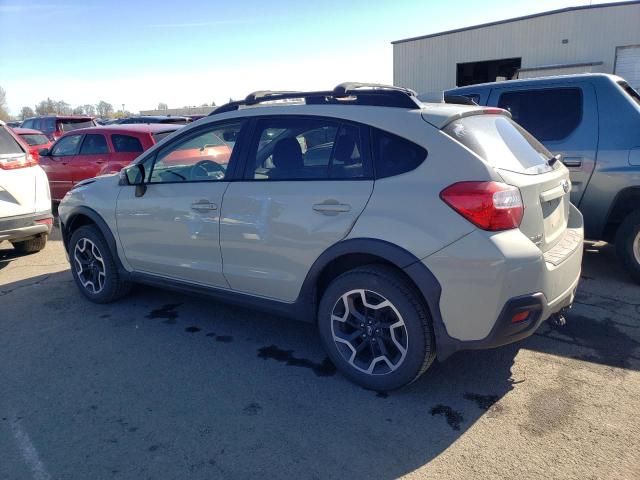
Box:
[37,124,181,201]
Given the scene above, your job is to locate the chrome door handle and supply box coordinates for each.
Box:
[191,200,218,211]
[312,201,351,215]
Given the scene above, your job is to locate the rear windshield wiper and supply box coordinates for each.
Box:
[548,154,561,166]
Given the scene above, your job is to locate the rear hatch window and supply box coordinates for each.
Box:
[20,134,49,146]
[443,114,554,175]
[59,119,94,132]
[0,127,24,154]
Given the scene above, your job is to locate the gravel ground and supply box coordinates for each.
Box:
[1,223,638,480]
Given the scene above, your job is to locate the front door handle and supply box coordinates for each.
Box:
[562,157,583,168]
[191,200,218,211]
[313,201,351,215]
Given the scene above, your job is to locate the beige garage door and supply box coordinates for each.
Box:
[615,45,640,91]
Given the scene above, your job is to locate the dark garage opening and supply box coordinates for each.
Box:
[456,58,522,86]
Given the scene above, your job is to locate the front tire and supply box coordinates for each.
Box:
[615,210,640,284]
[69,225,132,303]
[318,265,436,391]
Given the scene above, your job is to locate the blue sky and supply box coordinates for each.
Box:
[0,0,616,114]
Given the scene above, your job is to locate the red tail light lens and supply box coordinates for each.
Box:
[0,154,38,170]
[440,181,524,231]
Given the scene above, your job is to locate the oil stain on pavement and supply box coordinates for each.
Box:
[145,303,181,324]
[257,345,337,377]
[430,405,465,431]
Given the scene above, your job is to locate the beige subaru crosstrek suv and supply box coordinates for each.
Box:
[58,84,583,391]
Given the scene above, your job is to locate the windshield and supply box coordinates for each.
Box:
[0,127,24,155]
[444,114,554,175]
[20,133,50,146]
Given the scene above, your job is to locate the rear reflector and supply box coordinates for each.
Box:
[0,154,38,170]
[35,217,53,226]
[440,181,524,231]
[511,311,530,323]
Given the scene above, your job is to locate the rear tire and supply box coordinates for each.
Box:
[317,264,436,391]
[12,235,47,254]
[615,210,640,284]
[69,225,132,303]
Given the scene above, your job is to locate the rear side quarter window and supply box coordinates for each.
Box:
[371,129,427,179]
[112,134,143,153]
[497,88,582,142]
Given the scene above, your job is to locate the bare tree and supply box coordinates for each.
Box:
[72,106,84,114]
[83,104,96,116]
[157,102,168,110]
[0,86,9,121]
[20,106,35,120]
[95,101,114,118]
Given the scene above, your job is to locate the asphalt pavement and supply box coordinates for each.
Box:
[1,223,638,479]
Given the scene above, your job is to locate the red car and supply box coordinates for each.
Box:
[21,115,97,141]
[39,124,180,201]
[11,127,52,161]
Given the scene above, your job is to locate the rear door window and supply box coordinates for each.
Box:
[245,117,371,180]
[497,88,582,141]
[22,119,34,129]
[112,134,143,152]
[79,134,109,154]
[444,114,554,175]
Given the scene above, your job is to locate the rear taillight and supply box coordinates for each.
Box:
[440,181,524,231]
[0,154,38,170]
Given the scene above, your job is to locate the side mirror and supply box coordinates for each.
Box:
[120,164,147,197]
[39,148,50,157]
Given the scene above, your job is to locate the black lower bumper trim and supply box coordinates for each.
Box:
[434,292,549,360]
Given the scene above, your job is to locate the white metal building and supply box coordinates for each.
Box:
[392,1,640,96]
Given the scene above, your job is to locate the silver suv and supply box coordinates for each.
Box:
[58,84,584,391]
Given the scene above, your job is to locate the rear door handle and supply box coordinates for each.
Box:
[561,157,582,168]
[312,201,351,215]
[191,200,218,211]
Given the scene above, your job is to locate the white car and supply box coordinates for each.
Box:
[0,120,53,254]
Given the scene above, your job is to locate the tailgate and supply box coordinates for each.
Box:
[498,166,571,252]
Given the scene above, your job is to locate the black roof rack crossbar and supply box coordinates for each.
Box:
[210,82,421,115]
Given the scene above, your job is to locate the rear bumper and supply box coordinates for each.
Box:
[423,204,583,360]
[0,211,53,242]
